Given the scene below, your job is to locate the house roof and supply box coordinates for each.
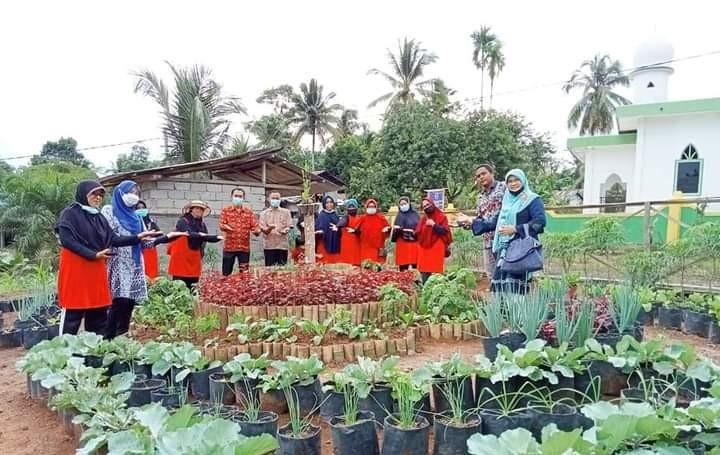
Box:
[567,133,638,150]
[617,97,720,131]
[99,147,342,195]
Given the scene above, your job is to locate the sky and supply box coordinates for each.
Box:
[1,0,719,172]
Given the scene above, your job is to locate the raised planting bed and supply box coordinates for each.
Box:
[198,268,417,308]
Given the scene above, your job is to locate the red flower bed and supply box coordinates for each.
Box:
[199,268,417,307]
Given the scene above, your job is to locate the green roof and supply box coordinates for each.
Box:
[616,97,720,119]
[567,133,637,150]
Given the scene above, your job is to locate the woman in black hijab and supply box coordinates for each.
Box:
[167,200,223,288]
[391,196,420,271]
[55,180,159,336]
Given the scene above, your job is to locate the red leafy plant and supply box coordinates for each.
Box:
[199,268,417,307]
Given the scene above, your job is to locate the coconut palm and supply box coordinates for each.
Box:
[487,42,506,107]
[563,54,631,135]
[471,26,498,110]
[287,78,342,157]
[133,62,246,162]
[336,109,364,138]
[368,37,438,110]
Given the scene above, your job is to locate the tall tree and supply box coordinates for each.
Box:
[471,26,498,110]
[368,37,438,110]
[336,109,364,138]
[133,62,246,163]
[287,78,342,164]
[421,79,459,116]
[563,54,631,135]
[247,114,292,148]
[31,137,91,168]
[256,85,296,116]
[114,144,153,172]
[487,42,506,107]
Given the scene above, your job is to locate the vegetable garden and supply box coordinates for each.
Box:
[6,251,720,453]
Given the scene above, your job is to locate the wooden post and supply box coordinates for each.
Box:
[643,201,652,248]
[298,203,317,264]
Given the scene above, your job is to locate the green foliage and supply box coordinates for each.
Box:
[543,232,582,275]
[114,144,156,172]
[563,54,631,136]
[31,137,92,168]
[261,355,324,391]
[477,294,504,337]
[379,283,413,321]
[246,113,292,148]
[420,268,477,323]
[449,228,485,270]
[620,248,669,287]
[133,278,195,330]
[133,63,246,163]
[322,134,371,183]
[0,162,96,259]
[223,353,271,382]
[288,78,342,155]
[579,217,623,254]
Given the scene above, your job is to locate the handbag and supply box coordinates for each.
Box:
[499,224,543,274]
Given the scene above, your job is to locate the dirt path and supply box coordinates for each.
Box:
[0,327,716,455]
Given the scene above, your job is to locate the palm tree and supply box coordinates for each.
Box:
[336,108,364,138]
[287,78,342,159]
[487,42,506,108]
[368,37,438,110]
[471,26,498,110]
[133,62,246,162]
[247,114,292,148]
[563,54,631,135]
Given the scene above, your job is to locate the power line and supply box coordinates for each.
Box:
[0,137,164,161]
[463,48,720,103]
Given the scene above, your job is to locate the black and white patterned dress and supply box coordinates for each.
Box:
[101,205,150,303]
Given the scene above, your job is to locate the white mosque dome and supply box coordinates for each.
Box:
[632,36,674,69]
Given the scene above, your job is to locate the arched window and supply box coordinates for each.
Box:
[675,144,702,195]
[600,173,626,213]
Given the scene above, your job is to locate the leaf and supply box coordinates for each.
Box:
[106,430,149,455]
[234,434,280,455]
[581,401,619,422]
[133,403,169,438]
[164,405,197,431]
[539,428,588,455]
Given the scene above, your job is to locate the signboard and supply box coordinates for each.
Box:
[425,188,446,210]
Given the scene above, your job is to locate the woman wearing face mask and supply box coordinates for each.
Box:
[391,196,420,271]
[473,169,546,293]
[135,200,160,279]
[55,180,159,336]
[337,198,362,266]
[415,197,453,283]
[102,181,174,339]
[357,199,390,264]
[168,200,223,288]
[315,195,341,264]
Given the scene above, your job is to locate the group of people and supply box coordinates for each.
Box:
[305,196,452,283]
[54,164,545,337]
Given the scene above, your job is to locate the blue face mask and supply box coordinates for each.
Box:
[270,199,281,208]
[399,204,410,213]
[232,197,243,206]
[135,208,149,218]
[81,205,99,215]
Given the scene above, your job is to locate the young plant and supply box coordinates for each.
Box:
[379,283,413,321]
[554,300,581,346]
[477,295,504,338]
[419,268,477,323]
[512,292,549,341]
[299,319,328,346]
[611,285,643,334]
[388,370,429,429]
[572,299,598,347]
[102,336,143,374]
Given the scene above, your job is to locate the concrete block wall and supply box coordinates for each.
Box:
[140,178,269,263]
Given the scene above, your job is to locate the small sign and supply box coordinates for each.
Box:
[425,188,446,210]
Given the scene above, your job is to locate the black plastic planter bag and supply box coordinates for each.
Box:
[0,329,22,348]
[432,376,475,414]
[684,310,711,338]
[189,365,223,400]
[235,411,278,438]
[209,373,236,405]
[330,411,379,455]
[432,413,482,455]
[277,423,321,455]
[528,404,577,439]
[127,378,165,407]
[480,410,533,436]
[235,376,262,410]
[22,327,48,349]
[320,386,345,421]
[710,322,720,344]
[482,332,526,361]
[658,307,683,331]
[381,415,430,455]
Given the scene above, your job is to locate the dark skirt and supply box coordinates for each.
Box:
[490,252,532,294]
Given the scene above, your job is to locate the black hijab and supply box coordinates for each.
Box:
[176,213,208,250]
[316,195,341,253]
[56,180,113,252]
[394,197,421,229]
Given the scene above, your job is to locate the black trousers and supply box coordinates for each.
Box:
[222,251,250,275]
[399,264,416,272]
[264,249,288,267]
[60,307,108,336]
[106,298,136,339]
[421,272,433,284]
[173,276,199,289]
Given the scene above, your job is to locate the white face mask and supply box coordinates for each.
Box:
[81,205,99,214]
[366,207,377,215]
[122,193,140,207]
